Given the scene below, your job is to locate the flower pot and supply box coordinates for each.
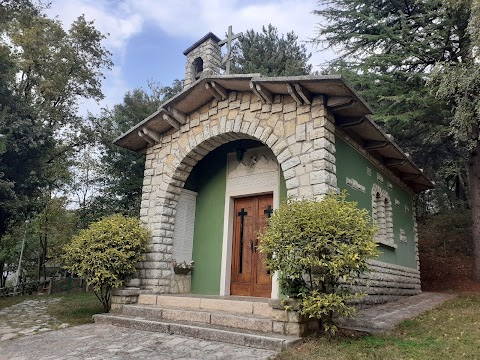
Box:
[173,267,192,275]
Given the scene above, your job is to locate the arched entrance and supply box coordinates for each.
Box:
[169,136,286,298]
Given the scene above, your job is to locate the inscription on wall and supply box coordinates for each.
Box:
[172,189,197,263]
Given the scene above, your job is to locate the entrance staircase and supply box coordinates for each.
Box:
[94,294,303,351]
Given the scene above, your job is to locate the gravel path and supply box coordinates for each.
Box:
[0,298,276,359]
[0,298,68,341]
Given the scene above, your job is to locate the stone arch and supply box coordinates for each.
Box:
[137,92,338,293]
[371,184,394,247]
[191,57,204,82]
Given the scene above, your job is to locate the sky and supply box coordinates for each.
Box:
[46,0,335,115]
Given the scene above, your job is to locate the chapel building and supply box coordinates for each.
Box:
[109,32,433,337]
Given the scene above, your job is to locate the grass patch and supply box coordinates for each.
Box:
[1,291,105,326]
[277,294,480,360]
[48,291,104,326]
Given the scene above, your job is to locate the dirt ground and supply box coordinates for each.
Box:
[418,211,480,293]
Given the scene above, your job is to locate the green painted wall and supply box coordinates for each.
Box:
[185,140,287,294]
[335,135,417,269]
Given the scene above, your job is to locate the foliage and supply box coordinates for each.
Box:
[48,291,104,326]
[32,197,78,280]
[0,2,112,285]
[277,295,480,360]
[430,0,480,280]
[313,0,470,212]
[259,193,378,335]
[90,81,182,219]
[62,214,149,312]
[231,24,312,76]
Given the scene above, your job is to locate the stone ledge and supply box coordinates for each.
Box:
[94,314,302,351]
[112,287,140,296]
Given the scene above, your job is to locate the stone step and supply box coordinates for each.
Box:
[93,313,302,351]
[121,304,275,333]
[138,294,277,317]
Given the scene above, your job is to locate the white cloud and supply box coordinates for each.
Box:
[46,0,338,114]
[123,0,334,70]
[47,0,143,53]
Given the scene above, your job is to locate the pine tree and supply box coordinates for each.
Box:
[231,24,312,76]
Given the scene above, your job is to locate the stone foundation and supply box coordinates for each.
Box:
[169,274,191,294]
[354,260,421,305]
[111,287,140,312]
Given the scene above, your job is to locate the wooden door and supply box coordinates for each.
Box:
[230,194,273,297]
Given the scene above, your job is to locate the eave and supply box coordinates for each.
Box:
[113,74,433,193]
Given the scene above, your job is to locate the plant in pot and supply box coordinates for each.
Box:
[172,260,194,275]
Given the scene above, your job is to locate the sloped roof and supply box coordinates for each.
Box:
[114,74,433,193]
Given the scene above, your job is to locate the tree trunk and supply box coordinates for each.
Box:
[0,261,5,288]
[470,140,480,281]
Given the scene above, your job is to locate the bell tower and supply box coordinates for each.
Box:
[183,32,222,89]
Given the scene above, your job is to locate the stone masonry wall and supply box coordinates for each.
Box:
[132,92,337,293]
[184,38,222,88]
[355,260,421,305]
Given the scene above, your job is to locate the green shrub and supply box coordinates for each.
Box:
[259,192,378,335]
[63,214,149,312]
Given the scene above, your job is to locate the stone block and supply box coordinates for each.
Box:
[244,336,285,351]
[281,156,301,171]
[277,148,292,163]
[229,100,240,109]
[211,313,272,332]
[297,104,310,115]
[162,309,210,323]
[156,295,201,309]
[272,103,283,113]
[297,113,310,125]
[272,321,286,334]
[284,111,296,121]
[200,298,253,314]
[285,322,307,336]
[252,302,276,318]
[250,101,262,112]
[138,294,157,305]
[285,177,300,189]
[262,104,272,113]
[296,124,306,141]
[283,102,296,113]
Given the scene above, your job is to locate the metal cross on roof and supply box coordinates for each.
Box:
[218,25,242,75]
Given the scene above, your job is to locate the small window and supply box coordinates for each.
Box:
[372,184,396,248]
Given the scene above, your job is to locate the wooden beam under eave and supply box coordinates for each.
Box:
[293,83,312,104]
[364,140,389,150]
[401,173,421,180]
[142,127,161,143]
[167,107,186,124]
[162,113,181,130]
[287,83,303,105]
[211,81,228,100]
[336,117,366,128]
[205,82,222,101]
[138,130,155,146]
[250,82,266,104]
[255,84,273,104]
[327,96,354,109]
[385,158,407,167]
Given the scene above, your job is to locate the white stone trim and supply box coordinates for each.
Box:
[372,184,396,249]
[220,147,280,299]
